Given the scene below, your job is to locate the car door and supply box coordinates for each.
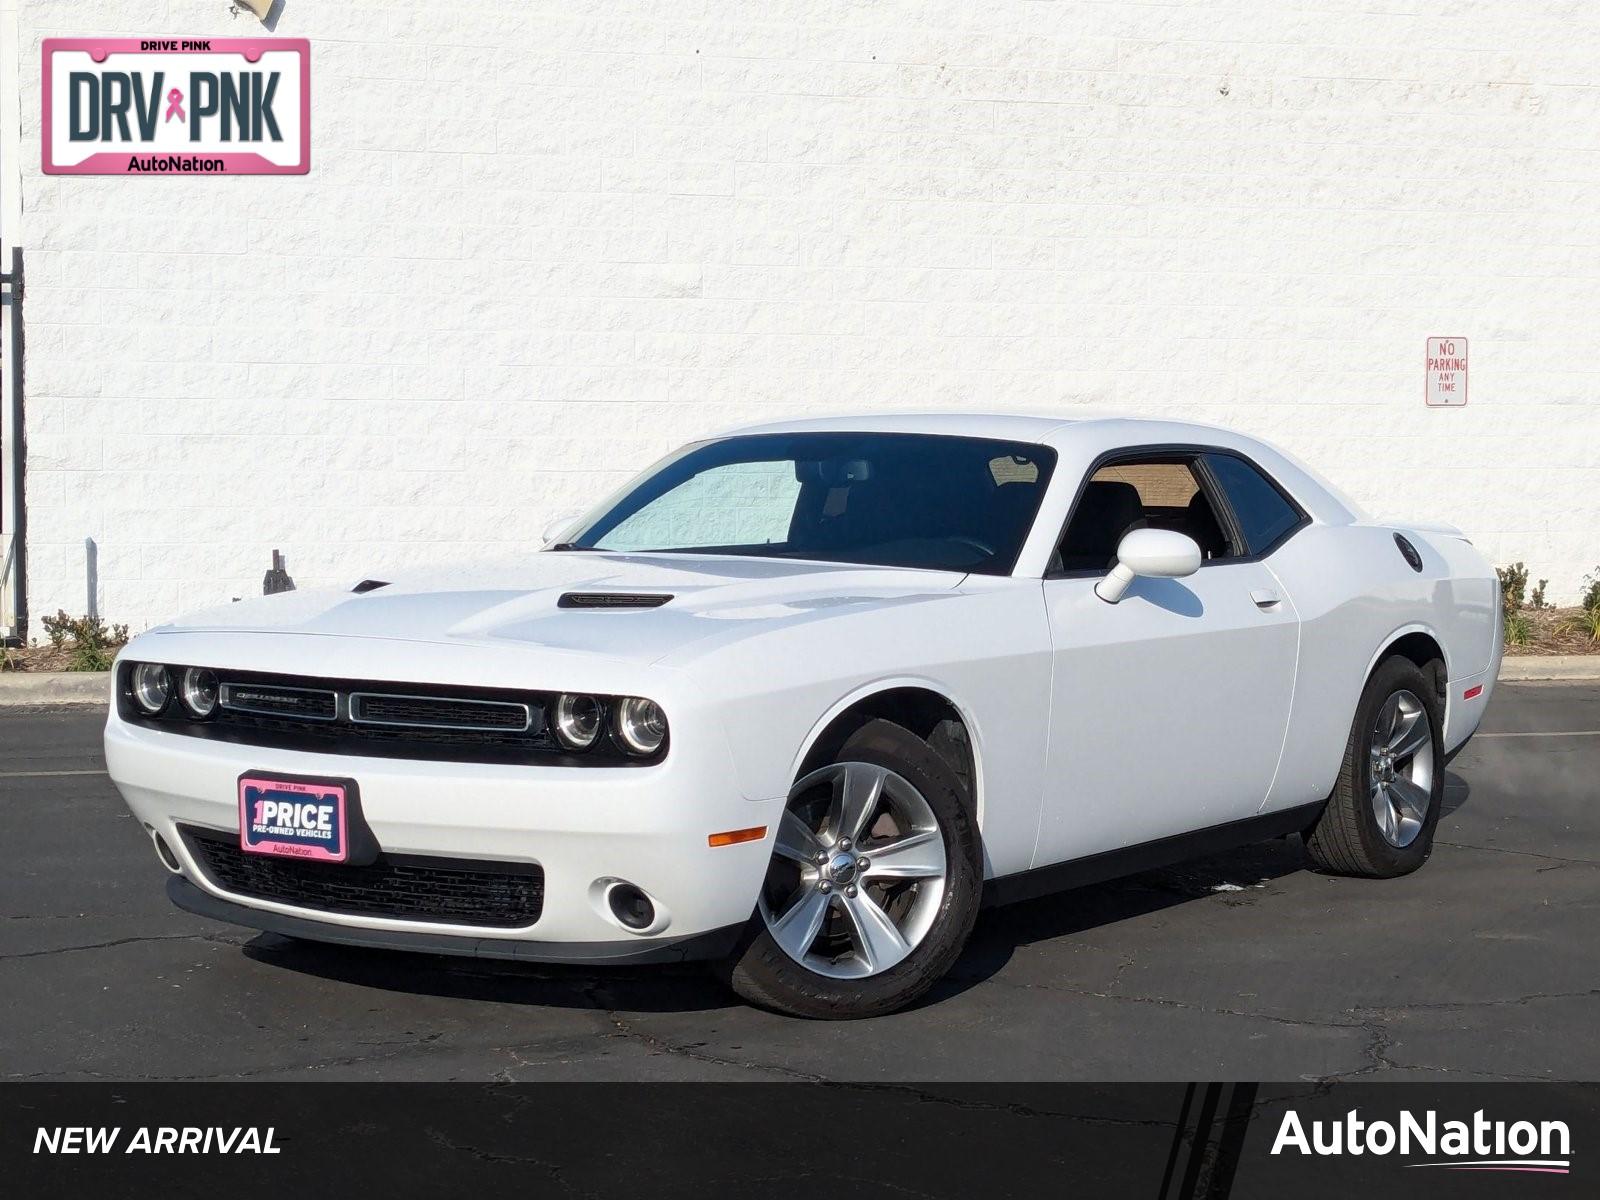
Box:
[1031,450,1302,867]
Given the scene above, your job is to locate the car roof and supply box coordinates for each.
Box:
[720,410,1088,441]
[719,410,1256,449]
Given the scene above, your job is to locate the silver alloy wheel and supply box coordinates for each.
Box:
[759,762,948,980]
[1367,688,1435,848]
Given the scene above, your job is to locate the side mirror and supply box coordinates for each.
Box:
[1094,528,1202,604]
[541,511,581,547]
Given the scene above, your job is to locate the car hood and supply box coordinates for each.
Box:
[149,552,968,667]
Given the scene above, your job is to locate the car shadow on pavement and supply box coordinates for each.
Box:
[239,935,737,1014]
[239,773,1472,1016]
[920,770,1474,1011]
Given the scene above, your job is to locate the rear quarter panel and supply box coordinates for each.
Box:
[1263,523,1499,809]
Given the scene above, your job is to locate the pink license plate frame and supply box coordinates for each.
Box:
[41,37,311,175]
[238,775,348,863]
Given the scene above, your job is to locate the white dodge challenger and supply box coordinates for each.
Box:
[106,414,1502,1018]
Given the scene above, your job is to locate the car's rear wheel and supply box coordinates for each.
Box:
[723,719,981,1019]
[1304,655,1444,877]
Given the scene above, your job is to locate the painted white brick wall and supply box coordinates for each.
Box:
[12,0,1600,630]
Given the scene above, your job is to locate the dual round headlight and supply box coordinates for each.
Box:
[552,692,667,756]
[131,663,171,714]
[180,668,219,717]
[129,663,218,719]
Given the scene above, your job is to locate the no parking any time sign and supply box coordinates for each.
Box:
[1426,337,1468,406]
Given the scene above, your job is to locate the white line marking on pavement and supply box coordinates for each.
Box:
[0,768,108,778]
[1475,731,1600,739]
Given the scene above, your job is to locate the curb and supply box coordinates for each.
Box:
[0,671,112,706]
[1498,655,1600,682]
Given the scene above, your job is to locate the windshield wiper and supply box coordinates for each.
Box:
[547,543,610,552]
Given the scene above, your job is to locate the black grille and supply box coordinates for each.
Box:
[117,666,661,766]
[350,693,530,731]
[222,683,337,720]
[183,827,544,928]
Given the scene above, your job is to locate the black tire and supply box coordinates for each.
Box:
[1304,655,1445,877]
[721,719,982,1019]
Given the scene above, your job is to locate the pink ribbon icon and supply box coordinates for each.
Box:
[164,88,185,123]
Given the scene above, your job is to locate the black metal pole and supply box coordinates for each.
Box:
[2,246,24,644]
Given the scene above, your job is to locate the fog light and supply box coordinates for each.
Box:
[131,663,171,714]
[615,696,667,756]
[180,667,219,718]
[607,883,655,931]
[553,693,603,750]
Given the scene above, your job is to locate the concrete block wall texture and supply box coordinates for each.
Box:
[10,0,1600,631]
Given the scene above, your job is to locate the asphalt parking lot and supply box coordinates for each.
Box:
[2,682,1596,1082]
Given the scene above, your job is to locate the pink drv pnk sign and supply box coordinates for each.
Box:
[43,37,309,175]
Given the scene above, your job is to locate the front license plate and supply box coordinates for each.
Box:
[239,775,348,863]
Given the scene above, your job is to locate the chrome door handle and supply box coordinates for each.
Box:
[1250,589,1282,609]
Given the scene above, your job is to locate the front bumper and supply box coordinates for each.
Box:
[106,712,783,959]
[166,877,744,963]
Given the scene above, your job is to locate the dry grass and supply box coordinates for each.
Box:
[1504,606,1600,656]
[0,642,85,672]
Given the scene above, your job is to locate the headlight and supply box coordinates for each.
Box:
[615,696,668,756]
[180,667,219,718]
[131,663,172,714]
[552,693,603,750]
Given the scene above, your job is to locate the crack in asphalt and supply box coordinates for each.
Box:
[0,931,243,961]
[1350,988,1600,1015]
[1435,839,1600,867]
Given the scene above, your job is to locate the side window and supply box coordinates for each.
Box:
[595,460,800,552]
[1053,456,1233,572]
[1203,454,1302,555]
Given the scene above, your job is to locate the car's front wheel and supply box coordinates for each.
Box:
[723,719,982,1019]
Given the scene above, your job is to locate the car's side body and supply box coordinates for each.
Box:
[103,412,1501,980]
[660,414,1498,880]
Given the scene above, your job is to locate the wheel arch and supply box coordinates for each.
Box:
[791,680,984,828]
[1367,624,1450,704]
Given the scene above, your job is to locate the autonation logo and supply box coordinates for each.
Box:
[1272,1109,1571,1175]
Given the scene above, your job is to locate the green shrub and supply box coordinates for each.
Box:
[1504,612,1532,647]
[1582,568,1600,614]
[41,609,72,648]
[1530,579,1548,610]
[38,610,129,672]
[1496,563,1528,617]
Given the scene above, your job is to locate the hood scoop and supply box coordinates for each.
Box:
[558,591,674,610]
[351,579,391,594]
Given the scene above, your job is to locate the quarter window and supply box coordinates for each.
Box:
[1203,454,1302,555]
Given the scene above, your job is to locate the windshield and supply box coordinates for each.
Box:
[562,432,1057,575]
